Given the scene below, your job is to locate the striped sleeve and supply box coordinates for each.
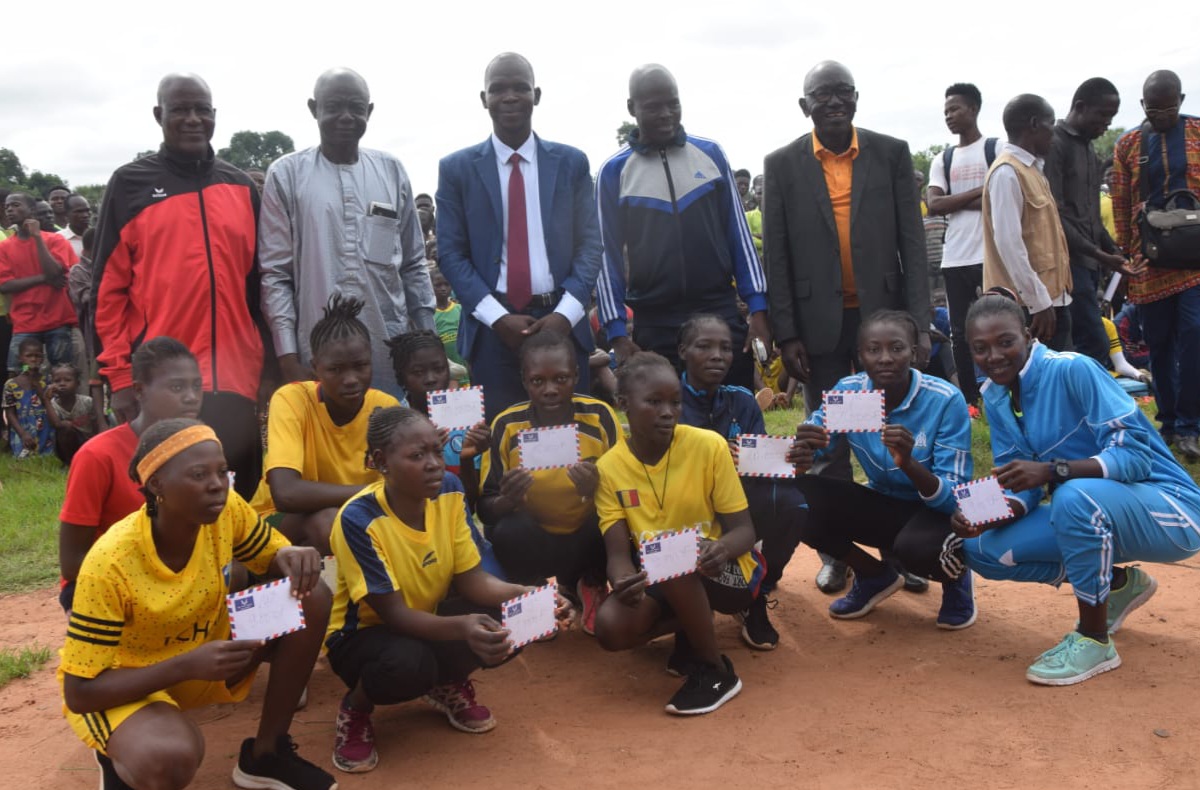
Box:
[229,492,289,575]
[61,571,126,679]
[331,494,399,601]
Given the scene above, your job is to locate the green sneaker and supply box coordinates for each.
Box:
[1107,567,1157,634]
[1026,632,1121,686]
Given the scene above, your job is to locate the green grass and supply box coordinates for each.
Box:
[0,453,68,593]
[0,644,52,687]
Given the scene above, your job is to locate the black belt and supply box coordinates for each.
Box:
[498,290,561,312]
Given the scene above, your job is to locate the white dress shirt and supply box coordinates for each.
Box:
[472,133,585,329]
[987,142,1071,314]
[58,226,84,257]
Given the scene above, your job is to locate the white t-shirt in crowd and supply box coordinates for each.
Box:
[927,135,996,269]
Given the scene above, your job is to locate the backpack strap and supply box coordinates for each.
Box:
[941,146,955,195]
[1138,121,1153,204]
[984,137,998,167]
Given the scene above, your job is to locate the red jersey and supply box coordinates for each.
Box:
[0,231,79,333]
[59,424,143,532]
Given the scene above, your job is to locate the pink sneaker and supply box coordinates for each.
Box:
[576,579,609,636]
[424,680,496,733]
[332,696,378,773]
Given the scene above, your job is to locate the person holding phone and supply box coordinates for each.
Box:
[260,67,435,399]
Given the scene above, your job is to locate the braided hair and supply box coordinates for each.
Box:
[131,337,196,385]
[310,294,370,359]
[386,330,446,387]
[127,417,205,517]
[364,406,431,470]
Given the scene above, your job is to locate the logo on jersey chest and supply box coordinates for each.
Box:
[421,550,438,568]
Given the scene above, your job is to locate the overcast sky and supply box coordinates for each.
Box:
[4,0,1198,195]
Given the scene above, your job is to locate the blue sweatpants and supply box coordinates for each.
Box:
[963,478,1200,606]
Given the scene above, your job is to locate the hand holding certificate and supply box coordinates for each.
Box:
[823,389,885,433]
[736,434,795,478]
[639,527,701,584]
[517,424,580,470]
[226,579,306,641]
[953,476,1014,526]
[427,386,485,430]
[501,584,558,648]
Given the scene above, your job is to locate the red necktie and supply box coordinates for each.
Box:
[506,152,532,311]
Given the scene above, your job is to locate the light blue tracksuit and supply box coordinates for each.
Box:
[963,343,1200,605]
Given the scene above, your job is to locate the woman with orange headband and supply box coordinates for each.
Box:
[57,418,336,790]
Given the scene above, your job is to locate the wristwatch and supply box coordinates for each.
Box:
[1050,459,1071,485]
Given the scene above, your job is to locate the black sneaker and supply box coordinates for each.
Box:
[664,655,742,715]
[95,752,133,790]
[739,595,779,651]
[665,630,695,677]
[232,736,337,790]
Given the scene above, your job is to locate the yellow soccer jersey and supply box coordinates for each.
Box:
[480,396,623,534]
[251,382,399,514]
[60,492,288,680]
[595,424,755,581]
[327,477,481,642]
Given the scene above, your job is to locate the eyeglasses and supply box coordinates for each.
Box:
[808,85,856,104]
[1143,104,1179,117]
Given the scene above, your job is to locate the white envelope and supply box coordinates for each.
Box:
[953,476,1014,526]
[823,390,885,433]
[501,584,558,648]
[517,424,580,470]
[427,386,485,430]
[736,434,795,478]
[640,527,700,585]
[226,579,306,641]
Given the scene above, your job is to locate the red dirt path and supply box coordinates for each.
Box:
[5,551,1200,789]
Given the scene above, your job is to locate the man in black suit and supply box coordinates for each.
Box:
[763,60,931,592]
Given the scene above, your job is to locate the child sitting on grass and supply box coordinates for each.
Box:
[3,337,53,457]
[44,363,99,465]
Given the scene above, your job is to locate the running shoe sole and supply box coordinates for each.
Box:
[936,608,978,631]
[664,678,743,716]
[423,696,497,734]
[829,575,904,620]
[1025,653,1122,686]
[1110,575,1158,635]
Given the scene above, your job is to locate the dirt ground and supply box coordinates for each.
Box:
[4,550,1200,790]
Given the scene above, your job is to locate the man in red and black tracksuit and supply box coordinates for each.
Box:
[92,73,267,498]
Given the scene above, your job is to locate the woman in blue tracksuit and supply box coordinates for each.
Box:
[788,310,976,628]
[958,293,1200,686]
[676,315,806,652]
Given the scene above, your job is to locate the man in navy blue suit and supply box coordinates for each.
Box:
[436,52,603,420]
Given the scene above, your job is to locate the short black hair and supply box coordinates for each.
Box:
[50,362,81,382]
[44,184,70,198]
[131,337,196,385]
[518,330,576,371]
[859,309,920,347]
[965,291,1026,332]
[945,83,982,110]
[734,168,751,179]
[309,294,370,359]
[615,351,676,398]
[8,192,35,210]
[1002,94,1052,136]
[17,336,44,354]
[677,313,730,349]
[1071,77,1119,108]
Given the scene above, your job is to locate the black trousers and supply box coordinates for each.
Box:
[326,599,501,705]
[199,391,261,501]
[485,512,607,590]
[801,308,861,482]
[795,476,958,583]
[943,264,983,404]
[744,478,806,593]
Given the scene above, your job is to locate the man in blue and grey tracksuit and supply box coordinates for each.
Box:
[595,64,771,389]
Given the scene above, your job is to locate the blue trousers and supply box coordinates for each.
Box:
[963,478,1200,606]
[1141,283,1200,438]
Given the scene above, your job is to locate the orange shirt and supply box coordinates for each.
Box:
[813,129,860,308]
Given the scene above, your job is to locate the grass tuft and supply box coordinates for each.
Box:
[0,644,53,688]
